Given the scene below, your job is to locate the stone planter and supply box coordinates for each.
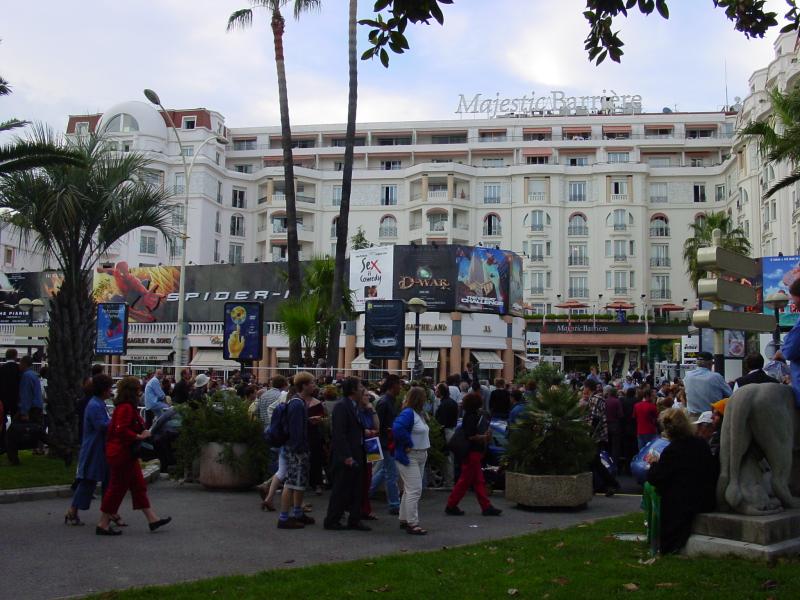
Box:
[505,471,593,509]
[198,442,257,490]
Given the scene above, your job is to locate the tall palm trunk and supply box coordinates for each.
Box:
[327,0,358,370]
[46,267,94,460]
[271,8,302,366]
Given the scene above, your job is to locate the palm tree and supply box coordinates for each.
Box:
[277,296,322,366]
[682,211,751,291]
[1,76,81,175]
[740,85,800,199]
[227,0,320,367]
[327,0,359,369]
[0,134,173,458]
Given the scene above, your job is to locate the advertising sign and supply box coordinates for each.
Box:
[0,271,63,322]
[508,252,524,317]
[222,302,263,361]
[681,335,700,364]
[525,331,541,366]
[93,262,288,323]
[349,246,394,313]
[95,302,128,356]
[364,299,405,359]
[455,245,511,313]
[392,245,457,312]
[761,255,800,326]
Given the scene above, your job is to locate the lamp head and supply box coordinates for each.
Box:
[143,89,161,106]
[407,297,427,315]
[765,290,790,311]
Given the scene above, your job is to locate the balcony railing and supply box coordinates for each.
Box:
[530,223,544,232]
[528,254,545,262]
[527,192,546,203]
[410,221,421,231]
[568,256,588,266]
[257,223,268,232]
[379,227,398,238]
[614,287,629,295]
[650,227,670,237]
[427,190,449,201]
[649,195,668,203]
[483,196,502,204]
[568,287,589,298]
[613,223,627,231]
[568,195,586,202]
[530,286,545,295]
[651,289,671,299]
[483,227,502,237]
[272,222,314,234]
[568,226,588,236]
[610,194,628,202]
[613,254,628,262]
[650,257,671,267]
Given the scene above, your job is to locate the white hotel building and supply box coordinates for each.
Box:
[3,32,800,377]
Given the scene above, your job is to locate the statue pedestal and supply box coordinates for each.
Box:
[686,510,800,561]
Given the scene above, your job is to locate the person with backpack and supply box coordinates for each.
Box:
[273,372,316,530]
[444,392,502,517]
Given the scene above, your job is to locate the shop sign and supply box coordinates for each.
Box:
[681,335,699,364]
[403,323,448,332]
[128,336,175,347]
[553,323,610,334]
[455,90,643,117]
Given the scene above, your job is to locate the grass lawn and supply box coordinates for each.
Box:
[0,450,75,489]
[90,513,799,599]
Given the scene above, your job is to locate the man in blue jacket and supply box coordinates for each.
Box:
[778,278,800,408]
[7,356,46,465]
[277,371,317,530]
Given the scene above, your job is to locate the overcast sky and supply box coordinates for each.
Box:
[0,0,793,133]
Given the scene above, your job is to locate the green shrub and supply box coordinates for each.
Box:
[175,390,269,480]
[505,384,595,476]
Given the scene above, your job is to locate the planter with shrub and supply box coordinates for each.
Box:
[505,365,595,509]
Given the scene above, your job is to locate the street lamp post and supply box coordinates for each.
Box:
[595,293,603,328]
[407,297,427,380]
[765,290,789,354]
[144,89,228,370]
[17,297,44,356]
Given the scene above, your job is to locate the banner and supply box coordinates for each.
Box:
[0,271,63,322]
[392,245,457,312]
[761,255,800,326]
[508,252,524,317]
[95,302,128,356]
[349,246,394,313]
[223,301,263,361]
[525,331,541,365]
[681,335,699,364]
[93,262,288,323]
[455,245,511,313]
[364,299,405,359]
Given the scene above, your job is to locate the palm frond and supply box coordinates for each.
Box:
[293,0,322,19]
[764,169,800,199]
[227,8,254,31]
[0,75,10,96]
[0,118,28,133]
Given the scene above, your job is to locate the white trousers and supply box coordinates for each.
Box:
[397,449,427,526]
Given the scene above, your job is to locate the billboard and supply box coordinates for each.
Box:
[525,331,541,366]
[349,246,394,313]
[0,271,64,322]
[392,245,457,312]
[364,299,405,359]
[681,335,699,364]
[508,252,524,317]
[223,302,263,361]
[761,254,800,326]
[95,302,129,356]
[93,262,289,323]
[455,245,511,313]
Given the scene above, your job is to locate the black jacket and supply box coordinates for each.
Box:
[330,398,364,467]
[489,388,511,417]
[735,370,777,389]
[172,379,191,405]
[647,435,718,553]
[0,360,20,416]
[375,393,396,449]
[435,397,459,429]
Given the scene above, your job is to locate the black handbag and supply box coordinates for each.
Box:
[446,427,470,462]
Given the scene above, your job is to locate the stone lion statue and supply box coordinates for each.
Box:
[716,383,800,515]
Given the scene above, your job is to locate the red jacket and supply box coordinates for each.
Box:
[105,402,144,465]
[633,401,658,436]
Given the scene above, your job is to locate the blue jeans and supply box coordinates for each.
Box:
[369,452,400,510]
[638,433,657,451]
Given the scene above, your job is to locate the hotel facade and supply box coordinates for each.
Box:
[3,33,800,378]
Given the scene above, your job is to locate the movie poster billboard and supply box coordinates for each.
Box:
[761,255,800,326]
[349,246,394,313]
[223,302,263,361]
[95,302,128,355]
[0,271,63,322]
[507,252,524,317]
[392,245,457,312]
[455,245,511,313]
[93,262,289,323]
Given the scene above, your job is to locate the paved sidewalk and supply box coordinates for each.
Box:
[1,480,641,600]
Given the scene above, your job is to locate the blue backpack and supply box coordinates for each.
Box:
[265,400,291,448]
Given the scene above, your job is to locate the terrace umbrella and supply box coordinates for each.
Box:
[657,302,686,322]
[605,301,635,310]
[555,299,589,324]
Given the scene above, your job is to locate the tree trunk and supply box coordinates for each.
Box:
[46,268,94,461]
[272,8,302,366]
[327,0,358,370]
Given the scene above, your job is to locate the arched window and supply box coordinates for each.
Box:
[740,188,749,204]
[568,213,588,235]
[650,215,669,236]
[230,213,245,237]
[379,215,397,238]
[483,213,502,236]
[103,113,139,133]
[695,213,707,228]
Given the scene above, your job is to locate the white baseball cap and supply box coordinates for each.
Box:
[692,411,713,426]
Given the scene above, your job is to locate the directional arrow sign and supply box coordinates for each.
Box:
[692,310,775,332]
[697,278,758,306]
[697,246,759,279]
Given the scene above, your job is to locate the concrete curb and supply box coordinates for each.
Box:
[0,463,160,504]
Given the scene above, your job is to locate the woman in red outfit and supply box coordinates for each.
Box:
[97,376,171,536]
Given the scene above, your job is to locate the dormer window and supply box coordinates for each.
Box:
[182,116,197,130]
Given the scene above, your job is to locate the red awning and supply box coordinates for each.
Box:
[522,148,553,157]
[602,125,632,133]
[523,127,552,134]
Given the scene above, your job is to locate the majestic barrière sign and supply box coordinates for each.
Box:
[455,90,643,118]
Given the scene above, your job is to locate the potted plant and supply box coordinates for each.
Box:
[175,390,269,490]
[504,365,596,509]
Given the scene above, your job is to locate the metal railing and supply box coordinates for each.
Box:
[613,254,628,262]
[482,227,502,236]
[379,227,398,238]
[528,254,545,262]
[649,227,670,237]
[650,257,671,267]
[613,223,627,231]
[651,289,671,299]
[530,286,545,294]
[567,226,588,236]
[614,287,628,295]
[568,287,589,298]
[568,256,588,266]
[529,223,545,232]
